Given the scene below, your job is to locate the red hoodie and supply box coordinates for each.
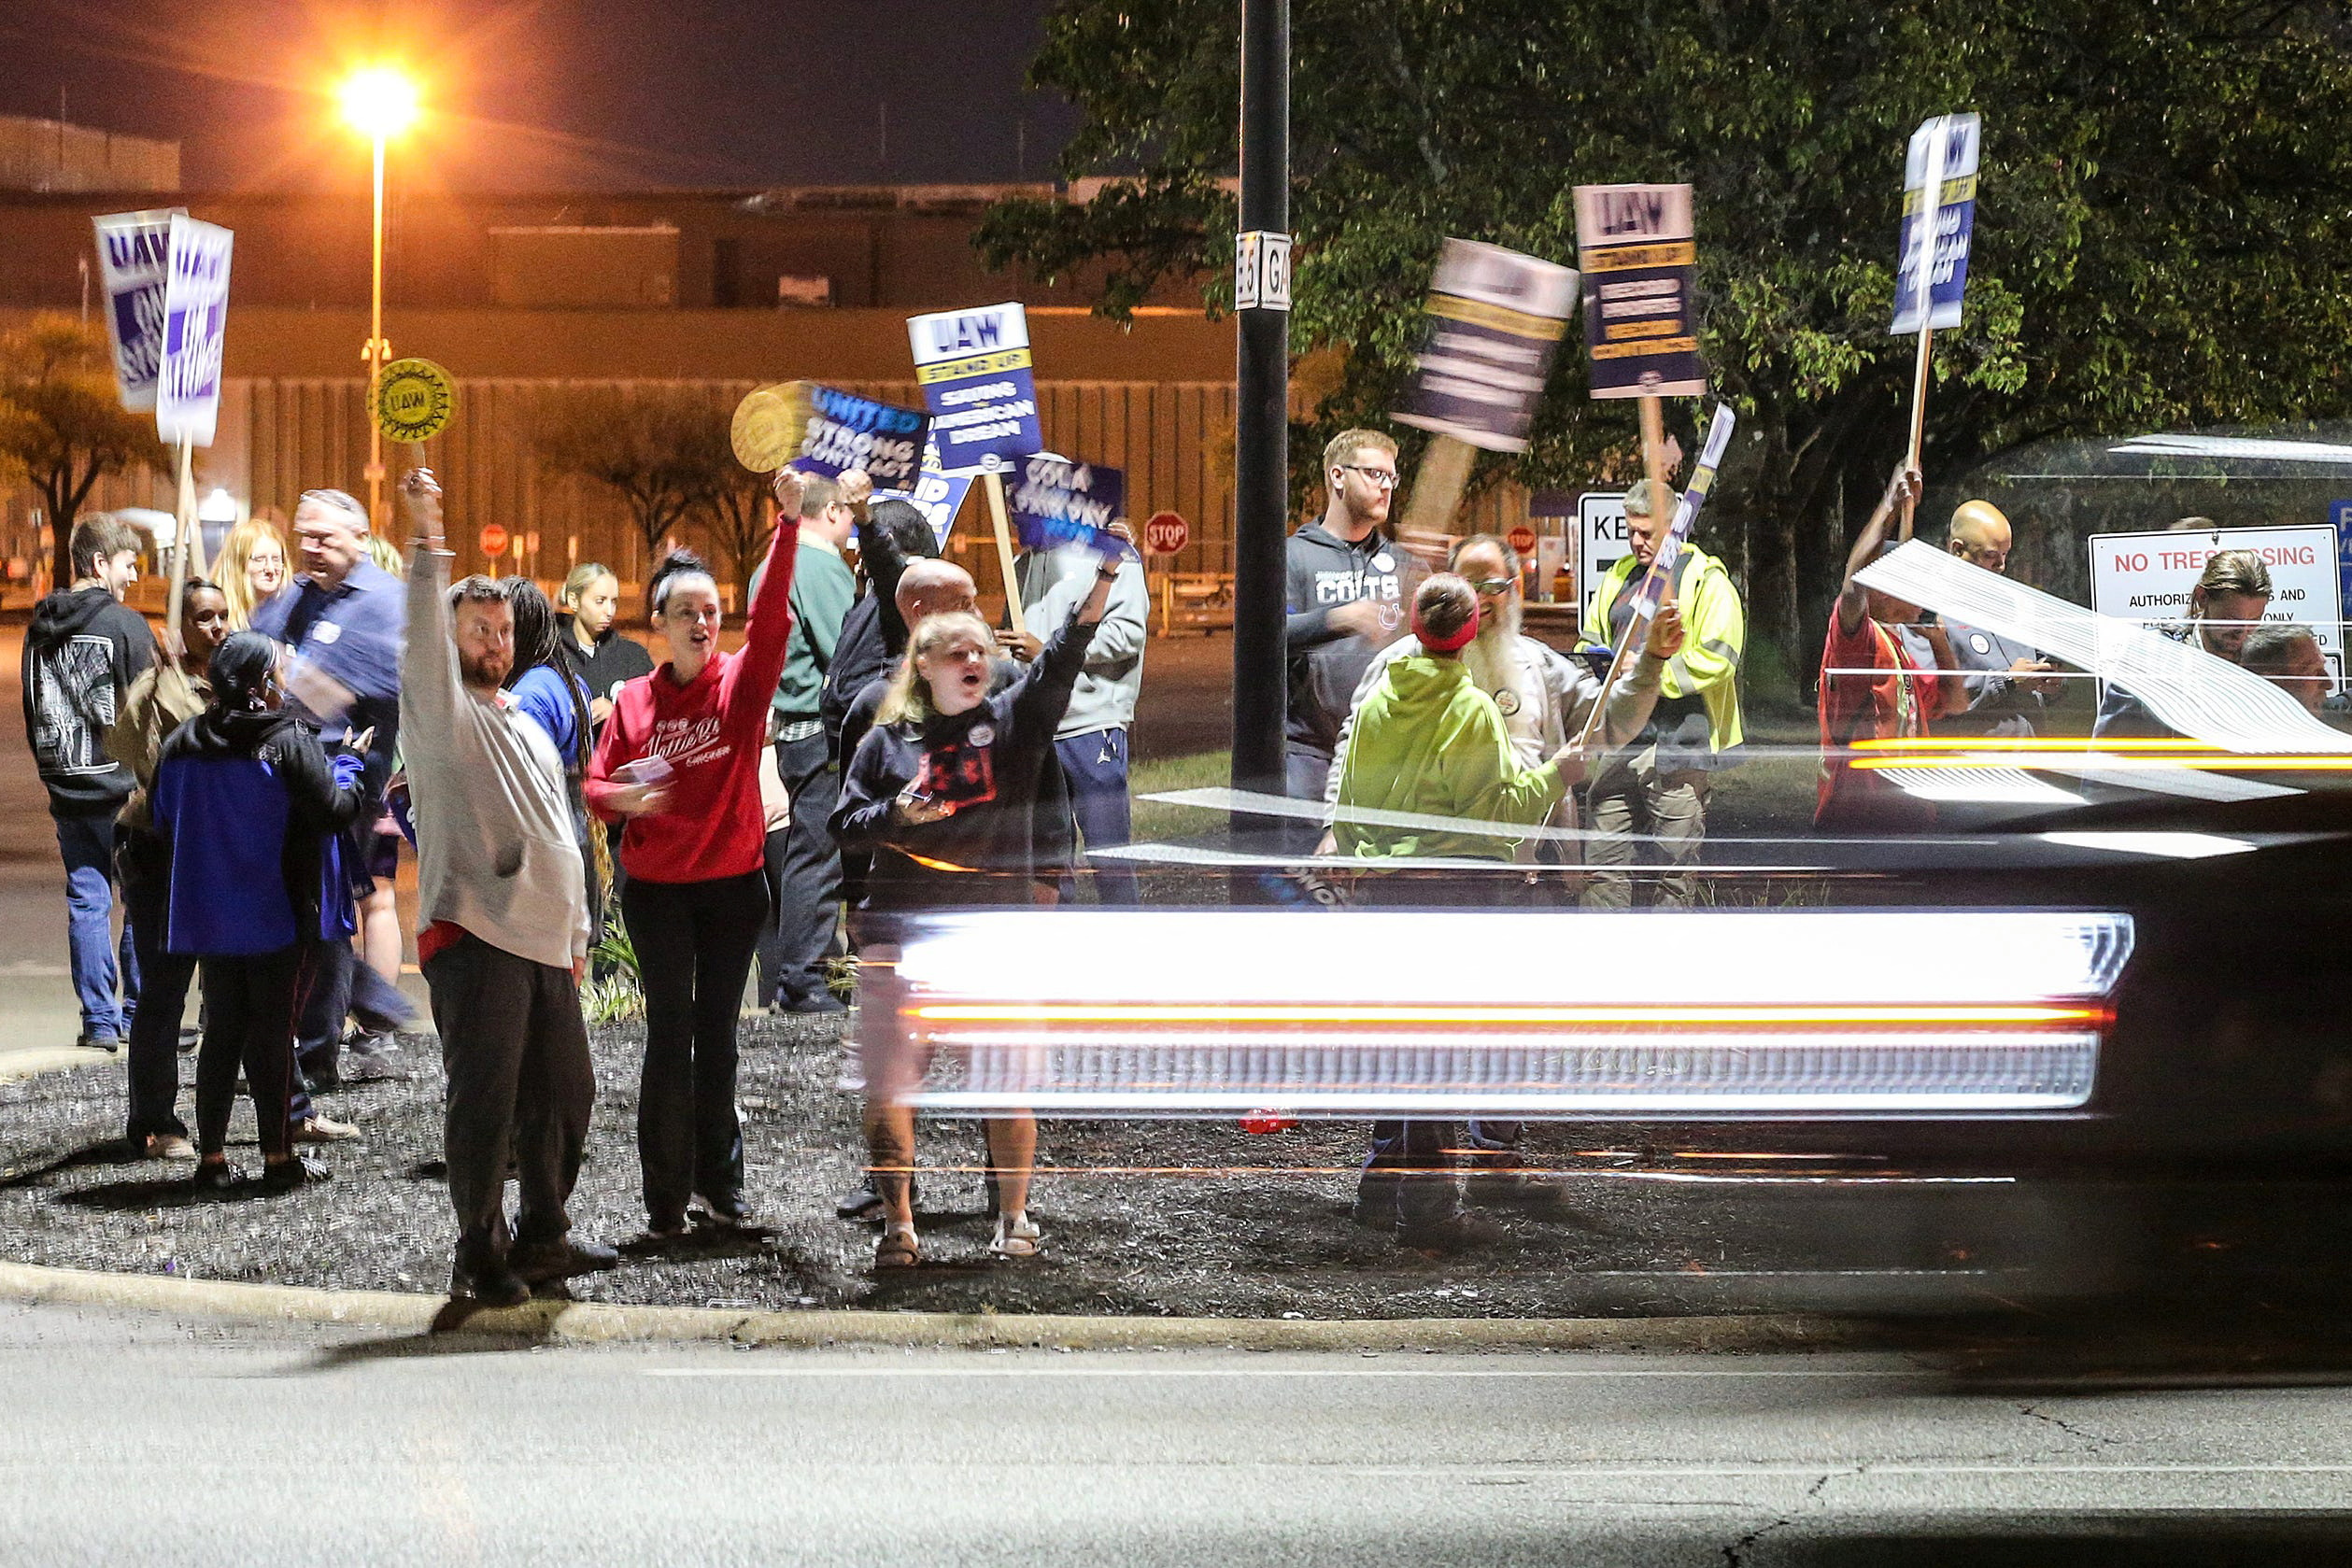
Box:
[586,527,796,883]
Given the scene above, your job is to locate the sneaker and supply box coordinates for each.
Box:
[836,1177,886,1221]
[292,1114,361,1143]
[1396,1209,1505,1254]
[1463,1163,1577,1217]
[620,1218,691,1254]
[260,1154,332,1192]
[190,1159,237,1194]
[141,1133,197,1161]
[338,1037,405,1084]
[449,1252,532,1308]
[177,1025,202,1054]
[690,1193,770,1234]
[75,1032,122,1054]
[510,1236,621,1284]
[776,989,849,1016]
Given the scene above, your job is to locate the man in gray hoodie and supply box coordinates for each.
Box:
[398,469,611,1309]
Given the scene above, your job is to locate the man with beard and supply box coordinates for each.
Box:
[1322,534,1682,1215]
[399,470,610,1308]
[1581,478,1748,907]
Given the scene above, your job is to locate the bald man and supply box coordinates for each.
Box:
[1935,499,2059,738]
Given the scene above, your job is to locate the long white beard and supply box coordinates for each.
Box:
[1460,600,1523,700]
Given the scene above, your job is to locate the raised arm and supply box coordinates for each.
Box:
[397,469,460,740]
[728,469,808,716]
[1836,465,1920,634]
[1011,557,1118,739]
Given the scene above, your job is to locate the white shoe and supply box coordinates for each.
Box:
[988,1210,1042,1259]
[292,1113,361,1143]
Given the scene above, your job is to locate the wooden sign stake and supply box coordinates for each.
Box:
[165,437,194,643]
[1398,433,1476,540]
[982,468,1027,638]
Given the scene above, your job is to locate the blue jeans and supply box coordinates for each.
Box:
[53,812,136,1040]
[1056,727,1139,906]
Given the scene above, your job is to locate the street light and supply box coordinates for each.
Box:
[337,65,421,530]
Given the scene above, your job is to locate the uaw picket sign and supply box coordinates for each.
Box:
[1573,184,1705,399]
[905,303,1044,473]
[90,208,184,413]
[1892,113,1982,335]
[372,358,455,445]
[1394,239,1579,454]
[1007,454,1127,554]
[2089,524,2345,684]
[155,214,234,448]
[875,435,978,549]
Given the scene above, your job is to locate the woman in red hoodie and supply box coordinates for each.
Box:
[588,468,807,1241]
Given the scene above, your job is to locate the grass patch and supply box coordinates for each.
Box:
[1130,748,1233,841]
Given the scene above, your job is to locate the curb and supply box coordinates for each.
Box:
[0,1261,1862,1353]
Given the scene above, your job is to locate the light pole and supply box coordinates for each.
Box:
[338,66,420,530]
[1230,0,1290,852]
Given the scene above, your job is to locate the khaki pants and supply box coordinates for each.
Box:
[1581,745,1708,909]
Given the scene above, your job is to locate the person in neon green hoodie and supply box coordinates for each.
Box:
[1333,573,1588,1251]
[1333,578,1585,868]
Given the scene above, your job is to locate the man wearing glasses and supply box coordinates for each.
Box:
[1934,498,2059,739]
[1282,430,1412,841]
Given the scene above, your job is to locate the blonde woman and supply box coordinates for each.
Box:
[831,537,1126,1270]
[217,517,290,629]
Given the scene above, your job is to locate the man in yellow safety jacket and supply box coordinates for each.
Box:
[1580,479,1746,907]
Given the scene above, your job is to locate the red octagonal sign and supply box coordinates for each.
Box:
[1507,523,1538,555]
[1143,510,1189,556]
[478,523,511,558]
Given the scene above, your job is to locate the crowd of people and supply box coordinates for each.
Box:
[15,417,2337,1283]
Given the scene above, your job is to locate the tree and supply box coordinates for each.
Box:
[982,1,2352,666]
[698,463,775,599]
[0,315,170,592]
[534,385,737,577]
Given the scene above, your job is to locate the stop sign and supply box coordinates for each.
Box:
[1507,523,1538,554]
[478,523,510,558]
[1143,510,1189,556]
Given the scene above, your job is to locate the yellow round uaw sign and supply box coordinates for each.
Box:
[373,358,456,444]
[730,380,815,472]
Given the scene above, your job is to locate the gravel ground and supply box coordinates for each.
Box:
[0,1010,2203,1321]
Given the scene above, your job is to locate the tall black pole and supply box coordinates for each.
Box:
[1230,0,1290,819]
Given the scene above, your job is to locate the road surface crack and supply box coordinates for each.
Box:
[2019,1404,2120,1448]
[1721,1516,1794,1567]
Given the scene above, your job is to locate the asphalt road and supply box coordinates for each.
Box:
[6,1298,2350,1567]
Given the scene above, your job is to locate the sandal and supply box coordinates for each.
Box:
[874,1222,920,1270]
[988,1211,1043,1260]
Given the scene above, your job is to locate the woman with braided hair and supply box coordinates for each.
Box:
[504,578,605,944]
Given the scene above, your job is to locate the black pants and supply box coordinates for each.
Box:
[765,732,843,1008]
[193,948,301,1160]
[116,837,191,1143]
[624,869,768,1226]
[424,932,595,1260]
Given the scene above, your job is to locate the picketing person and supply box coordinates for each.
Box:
[832,527,1129,1270]
[152,630,371,1192]
[22,514,154,1053]
[1580,475,1747,906]
[1814,464,1953,831]
[763,471,861,1014]
[2092,548,2274,739]
[1328,572,1597,1250]
[217,516,290,630]
[248,486,412,1112]
[820,499,944,760]
[587,468,809,1243]
[398,470,613,1307]
[504,578,604,945]
[106,576,232,1160]
[557,561,656,739]
[1013,516,1151,904]
[1282,430,1410,844]
[1934,498,2062,737]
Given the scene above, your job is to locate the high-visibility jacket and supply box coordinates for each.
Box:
[1584,544,1746,754]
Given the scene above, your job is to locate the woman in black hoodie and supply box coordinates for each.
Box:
[831,539,1122,1269]
[152,632,373,1193]
[557,562,655,740]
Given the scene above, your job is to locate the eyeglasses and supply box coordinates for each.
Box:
[1466,577,1517,595]
[1336,465,1399,489]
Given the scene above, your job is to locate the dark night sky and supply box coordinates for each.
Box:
[0,0,1081,192]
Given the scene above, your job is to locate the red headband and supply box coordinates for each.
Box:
[1413,599,1481,654]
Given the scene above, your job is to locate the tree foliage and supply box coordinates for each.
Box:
[0,315,170,592]
[533,385,741,577]
[982,0,2352,658]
